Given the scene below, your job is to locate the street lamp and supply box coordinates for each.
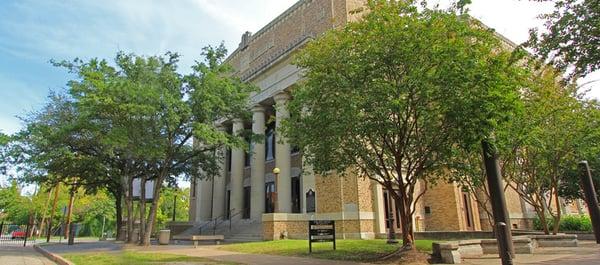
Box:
[386,195,398,244]
[273,167,280,212]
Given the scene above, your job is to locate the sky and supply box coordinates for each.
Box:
[0,0,598,189]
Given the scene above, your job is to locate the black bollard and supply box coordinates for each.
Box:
[482,140,514,256]
[578,161,600,244]
[496,222,514,265]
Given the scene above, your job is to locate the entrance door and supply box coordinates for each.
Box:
[265,182,275,213]
[243,187,251,219]
[462,192,474,231]
[383,189,401,230]
[291,177,301,213]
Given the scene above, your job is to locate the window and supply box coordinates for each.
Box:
[265,123,275,160]
[244,137,251,167]
[291,145,300,154]
[227,148,232,172]
[265,182,276,213]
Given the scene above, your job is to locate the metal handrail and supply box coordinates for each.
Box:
[228,209,245,231]
[199,208,241,235]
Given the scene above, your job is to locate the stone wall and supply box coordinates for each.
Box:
[422,183,462,231]
[262,213,376,240]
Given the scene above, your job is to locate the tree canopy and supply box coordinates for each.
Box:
[527,0,600,79]
[284,0,529,248]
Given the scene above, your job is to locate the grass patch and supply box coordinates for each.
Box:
[63,251,236,265]
[220,239,434,262]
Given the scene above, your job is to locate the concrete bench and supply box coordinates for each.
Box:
[191,235,225,248]
[530,234,578,247]
[481,237,534,254]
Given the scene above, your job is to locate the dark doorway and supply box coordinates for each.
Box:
[243,187,251,219]
[292,177,301,213]
[265,182,275,213]
[226,190,231,219]
[462,192,474,230]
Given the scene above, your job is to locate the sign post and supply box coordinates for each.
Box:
[308,220,336,253]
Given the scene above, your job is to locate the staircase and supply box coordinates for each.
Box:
[175,212,263,243]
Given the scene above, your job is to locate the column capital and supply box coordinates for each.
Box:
[273,92,290,104]
[251,104,266,113]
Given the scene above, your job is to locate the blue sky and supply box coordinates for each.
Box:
[1,0,599,190]
[0,0,298,134]
[0,0,599,135]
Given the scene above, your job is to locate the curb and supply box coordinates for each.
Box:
[33,244,75,265]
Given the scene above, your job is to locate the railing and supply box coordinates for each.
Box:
[0,222,31,247]
[198,208,246,235]
[228,209,244,231]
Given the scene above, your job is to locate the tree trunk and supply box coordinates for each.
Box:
[46,185,60,242]
[142,176,163,246]
[114,189,123,241]
[125,176,134,243]
[537,206,550,235]
[397,197,415,249]
[552,188,562,235]
[38,186,54,237]
[64,187,76,239]
[138,177,146,245]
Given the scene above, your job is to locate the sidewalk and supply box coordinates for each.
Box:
[0,246,55,265]
[460,241,600,265]
[33,240,600,265]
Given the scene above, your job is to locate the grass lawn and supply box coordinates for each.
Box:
[63,251,237,265]
[220,239,434,262]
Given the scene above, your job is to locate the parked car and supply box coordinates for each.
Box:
[11,230,25,239]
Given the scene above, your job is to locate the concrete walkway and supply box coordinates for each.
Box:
[459,241,600,265]
[135,245,375,265]
[0,246,55,265]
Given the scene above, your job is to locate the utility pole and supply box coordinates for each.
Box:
[172,194,177,222]
[39,187,54,238]
[482,140,514,264]
[579,161,600,244]
[47,185,60,243]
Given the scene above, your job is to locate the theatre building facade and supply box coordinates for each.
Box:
[185,0,559,240]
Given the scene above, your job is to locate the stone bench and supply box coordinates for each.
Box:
[192,235,224,248]
[481,237,534,254]
[432,242,461,264]
[530,234,578,247]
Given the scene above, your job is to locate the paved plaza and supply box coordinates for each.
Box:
[0,246,55,265]
[1,240,599,264]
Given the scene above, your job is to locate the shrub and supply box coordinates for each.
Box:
[533,215,592,232]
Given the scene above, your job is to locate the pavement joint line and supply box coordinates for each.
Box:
[33,244,74,265]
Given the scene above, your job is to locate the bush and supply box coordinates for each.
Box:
[533,215,592,232]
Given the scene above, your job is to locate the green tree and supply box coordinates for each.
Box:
[284,0,527,249]
[56,44,255,246]
[527,0,600,79]
[156,187,189,230]
[501,66,587,234]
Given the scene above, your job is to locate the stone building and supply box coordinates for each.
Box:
[186,0,544,240]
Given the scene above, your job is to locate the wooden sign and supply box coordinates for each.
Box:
[308,220,336,253]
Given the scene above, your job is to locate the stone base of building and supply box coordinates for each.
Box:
[262,212,376,240]
[167,221,194,238]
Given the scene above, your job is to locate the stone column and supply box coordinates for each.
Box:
[372,181,386,235]
[274,92,292,213]
[188,176,197,222]
[198,175,213,221]
[195,140,213,221]
[230,119,245,217]
[212,126,227,219]
[250,105,266,220]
